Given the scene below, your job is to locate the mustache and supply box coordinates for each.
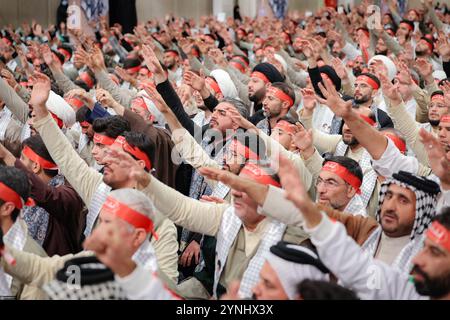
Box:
[411,265,429,280]
[382,210,398,220]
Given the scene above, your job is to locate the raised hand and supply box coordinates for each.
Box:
[29,72,51,121]
[115,66,137,86]
[142,83,169,113]
[300,88,317,115]
[436,32,450,62]
[198,167,246,192]
[95,88,117,108]
[331,57,348,80]
[142,45,167,84]
[419,128,450,188]
[0,68,18,89]
[183,70,206,92]
[292,125,314,158]
[88,46,107,72]
[225,105,256,131]
[379,73,402,105]
[413,57,433,81]
[315,77,353,119]
[66,89,95,110]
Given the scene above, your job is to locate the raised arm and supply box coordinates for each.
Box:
[28,72,103,206]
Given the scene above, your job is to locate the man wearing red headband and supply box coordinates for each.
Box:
[135,159,307,300]
[1,189,180,300]
[0,97,23,157]
[163,50,182,85]
[0,166,47,300]
[299,104,379,216]
[274,157,450,299]
[0,136,84,257]
[28,74,180,283]
[253,82,296,136]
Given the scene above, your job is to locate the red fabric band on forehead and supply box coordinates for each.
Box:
[205,77,222,95]
[79,72,94,88]
[267,86,294,107]
[113,136,152,171]
[0,182,23,209]
[239,163,281,188]
[230,61,246,73]
[440,115,450,124]
[22,146,58,170]
[228,139,260,161]
[356,75,380,90]
[274,120,297,135]
[251,71,270,84]
[431,94,444,103]
[359,114,376,127]
[400,22,414,32]
[93,133,116,146]
[426,221,450,253]
[102,196,158,240]
[322,161,362,194]
[383,132,407,154]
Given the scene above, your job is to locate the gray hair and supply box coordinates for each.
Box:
[220,98,250,120]
[109,189,156,223]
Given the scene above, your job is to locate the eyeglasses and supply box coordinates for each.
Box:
[315,177,346,189]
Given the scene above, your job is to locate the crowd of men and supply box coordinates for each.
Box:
[0,0,450,300]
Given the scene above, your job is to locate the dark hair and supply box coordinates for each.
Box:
[297,280,359,300]
[76,106,92,124]
[123,58,142,69]
[271,82,296,105]
[431,90,444,100]
[123,132,155,172]
[232,131,267,160]
[22,135,58,177]
[73,80,92,92]
[433,207,450,230]
[0,166,30,222]
[51,50,66,65]
[357,72,381,88]
[400,19,415,32]
[276,116,297,126]
[93,116,131,139]
[323,156,363,183]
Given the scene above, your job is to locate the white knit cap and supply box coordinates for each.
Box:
[136,90,167,127]
[368,55,397,81]
[265,245,329,300]
[433,70,447,81]
[263,54,288,73]
[210,69,239,99]
[46,91,76,128]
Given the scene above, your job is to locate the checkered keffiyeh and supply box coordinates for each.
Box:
[84,182,111,237]
[256,118,270,136]
[0,107,12,141]
[361,173,440,272]
[0,267,11,299]
[3,220,27,289]
[43,258,127,300]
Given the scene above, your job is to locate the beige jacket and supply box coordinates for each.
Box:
[33,113,179,282]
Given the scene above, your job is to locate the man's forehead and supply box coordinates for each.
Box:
[387,183,416,200]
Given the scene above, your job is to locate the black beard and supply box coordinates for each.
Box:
[354,96,371,105]
[343,137,359,147]
[353,68,362,77]
[412,265,450,299]
[429,120,440,127]
[415,50,428,57]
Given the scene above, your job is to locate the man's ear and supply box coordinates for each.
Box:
[347,186,357,199]
[32,162,41,175]
[137,160,146,170]
[371,89,379,99]
[134,229,148,248]
[0,202,16,218]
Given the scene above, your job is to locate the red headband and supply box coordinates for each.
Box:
[251,71,270,84]
[205,77,222,95]
[58,48,71,61]
[22,146,58,170]
[322,161,362,194]
[267,86,294,107]
[132,97,148,111]
[360,114,376,127]
[165,51,179,58]
[0,182,24,209]
[431,94,445,103]
[93,133,116,146]
[80,121,91,128]
[113,136,152,171]
[426,221,450,253]
[50,112,64,129]
[230,61,247,74]
[239,163,281,187]
[400,22,414,32]
[420,39,434,52]
[233,56,249,67]
[102,196,158,240]
[65,97,84,109]
[440,115,450,124]
[79,72,94,88]
[228,139,260,161]
[126,66,141,74]
[357,75,380,90]
[383,132,406,154]
[274,120,297,135]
